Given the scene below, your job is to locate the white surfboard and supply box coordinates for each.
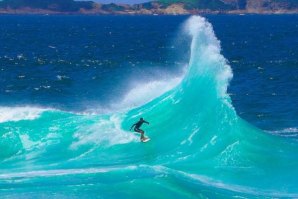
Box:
[141,137,150,143]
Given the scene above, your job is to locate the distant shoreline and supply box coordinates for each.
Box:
[1,10,298,15]
[0,1,298,16]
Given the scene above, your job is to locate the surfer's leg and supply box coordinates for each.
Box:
[140,130,145,140]
[138,130,145,140]
[135,128,145,140]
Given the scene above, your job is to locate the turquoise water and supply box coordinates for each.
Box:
[0,16,298,198]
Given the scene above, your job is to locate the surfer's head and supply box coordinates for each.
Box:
[140,118,144,121]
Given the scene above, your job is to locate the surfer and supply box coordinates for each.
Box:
[130,118,150,141]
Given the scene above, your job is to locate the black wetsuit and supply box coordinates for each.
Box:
[131,119,149,133]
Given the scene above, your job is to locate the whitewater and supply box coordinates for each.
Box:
[0,16,298,198]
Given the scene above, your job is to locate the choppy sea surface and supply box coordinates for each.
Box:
[0,15,298,198]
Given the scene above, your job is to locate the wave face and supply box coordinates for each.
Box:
[1,16,298,198]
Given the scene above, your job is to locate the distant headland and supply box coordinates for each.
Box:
[0,0,297,15]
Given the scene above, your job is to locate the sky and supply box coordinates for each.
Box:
[81,0,150,4]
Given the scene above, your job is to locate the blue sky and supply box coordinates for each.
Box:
[81,0,150,4]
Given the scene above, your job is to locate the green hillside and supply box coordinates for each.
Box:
[157,0,298,10]
[0,0,94,12]
[0,0,297,13]
[157,0,235,10]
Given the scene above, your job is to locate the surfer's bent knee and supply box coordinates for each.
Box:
[134,128,144,134]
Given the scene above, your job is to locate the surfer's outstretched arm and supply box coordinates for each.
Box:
[144,120,149,125]
[130,123,136,131]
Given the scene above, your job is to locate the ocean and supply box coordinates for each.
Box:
[0,14,298,198]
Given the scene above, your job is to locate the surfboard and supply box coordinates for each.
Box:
[141,137,150,143]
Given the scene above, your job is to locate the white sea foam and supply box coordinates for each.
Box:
[267,128,298,137]
[0,166,137,179]
[181,127,200,146]
[270,128,298,133]
[0,107,47,123]
[70,114,137,149]
[111,76,182,111]
[183,16,233,98]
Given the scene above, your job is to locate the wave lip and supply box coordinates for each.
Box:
[183,16,233,98]
[0,107,48,123]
